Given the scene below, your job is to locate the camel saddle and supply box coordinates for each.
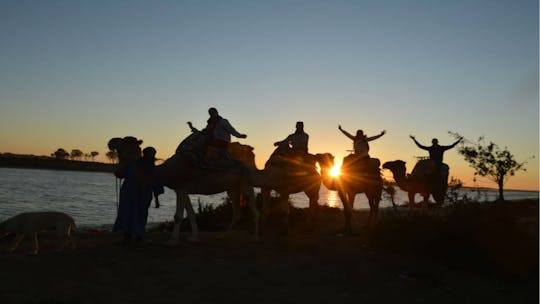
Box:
[342,154,380,177]
[175,132,242,170]
[410,159,449,182]
[265,145,317,177]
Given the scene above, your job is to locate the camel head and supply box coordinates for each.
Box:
[228,142,257,169]
[314,153,335,172]
[382,160,407,177]
[107,137,143,176]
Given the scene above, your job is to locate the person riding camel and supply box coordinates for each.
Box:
[187,107,247,166]
[270,121,310,167]
[409,135,462,180]
[338,125,386,173]
[274,121,309,154]
[338,125,385,159]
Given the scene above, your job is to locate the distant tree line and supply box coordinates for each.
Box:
[52,148,118,163]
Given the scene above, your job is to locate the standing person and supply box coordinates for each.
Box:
[141,146,164,209]
[338,125,386,159]
[113,145,164,245]
[188,107,247,165]
[274,121,309,155]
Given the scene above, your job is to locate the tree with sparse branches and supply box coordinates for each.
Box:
[52,148,70,159]
[449,132,533,201]
[90,151,99,162]
[71,149,83,160]
[106,150,118,163]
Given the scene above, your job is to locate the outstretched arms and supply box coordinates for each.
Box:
[444,137,463,150]
[338,125,355,140]
[222,119,247,139]
[409,135,429,150]
[367,130,386,141]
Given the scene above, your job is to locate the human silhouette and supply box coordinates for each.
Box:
[187,107,247,166]
[142,146,164,209]
[409,135,461,165]
[113,143,164,245]
[409,135,462,180]
[274,121,309,155]
[338,125,385,159]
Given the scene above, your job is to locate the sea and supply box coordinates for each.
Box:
[0,167,537,228]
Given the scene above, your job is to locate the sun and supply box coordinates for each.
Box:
[329,164,341,177]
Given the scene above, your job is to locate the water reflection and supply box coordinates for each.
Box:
[325,189,341,208]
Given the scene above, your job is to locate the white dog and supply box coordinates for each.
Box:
[0,211,76,255]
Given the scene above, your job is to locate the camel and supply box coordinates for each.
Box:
[316,153,383,234]
[382,159,448,207]
[108,135,260,244]
[254,145,322,234]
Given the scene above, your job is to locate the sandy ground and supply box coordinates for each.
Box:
[0,200,538,304]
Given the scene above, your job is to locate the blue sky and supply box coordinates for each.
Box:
[0,0,538,190]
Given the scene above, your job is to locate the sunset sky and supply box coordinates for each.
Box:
[0,0,538,191]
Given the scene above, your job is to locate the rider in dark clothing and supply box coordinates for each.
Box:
[187,107,247,166]
[409,135,462,180]
[409,135,462,165]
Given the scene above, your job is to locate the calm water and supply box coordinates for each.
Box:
[0,167,537,228]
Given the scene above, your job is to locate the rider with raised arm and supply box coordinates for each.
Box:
[338,125,386,173]
[409,135,462,179]
[186,107,247,166]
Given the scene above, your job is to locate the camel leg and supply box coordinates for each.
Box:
[184,195,199,241]
[55,223,69,252]
[169,190,185,243]
[29,233,39,256]
[422,194,430,206]
[169,190,199,244]
[8,233,24,254]
[260,188,271,227]
[408,192,417,207]
[228,189,242,230]
[244,187,260,240]
[305,188,320,232]
[339,192,352,235]
[367,198,380,228]
[280,194,290,235]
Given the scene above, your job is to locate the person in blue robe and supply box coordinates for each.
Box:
[114,146,164,244]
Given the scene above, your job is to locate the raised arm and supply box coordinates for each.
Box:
[409,135,429,150]
[338,125,355,140]
[367,130,386,142]
[443,137,463,151]
[187,122,199,133]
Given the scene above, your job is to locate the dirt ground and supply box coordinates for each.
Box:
[0,200,538,304]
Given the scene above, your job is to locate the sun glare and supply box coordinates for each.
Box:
[330,165,341,177]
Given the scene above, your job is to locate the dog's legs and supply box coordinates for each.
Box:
[56,223,72,253]
[8,233,24,254]
[68,224,76,250]
[29,233,39,255]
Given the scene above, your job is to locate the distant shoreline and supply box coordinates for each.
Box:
[0,153,115,173]
[0,153,537,193]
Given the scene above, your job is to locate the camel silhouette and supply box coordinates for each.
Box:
[108,135,260,244]
[382,159,448,207]
[316,153,383,235]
